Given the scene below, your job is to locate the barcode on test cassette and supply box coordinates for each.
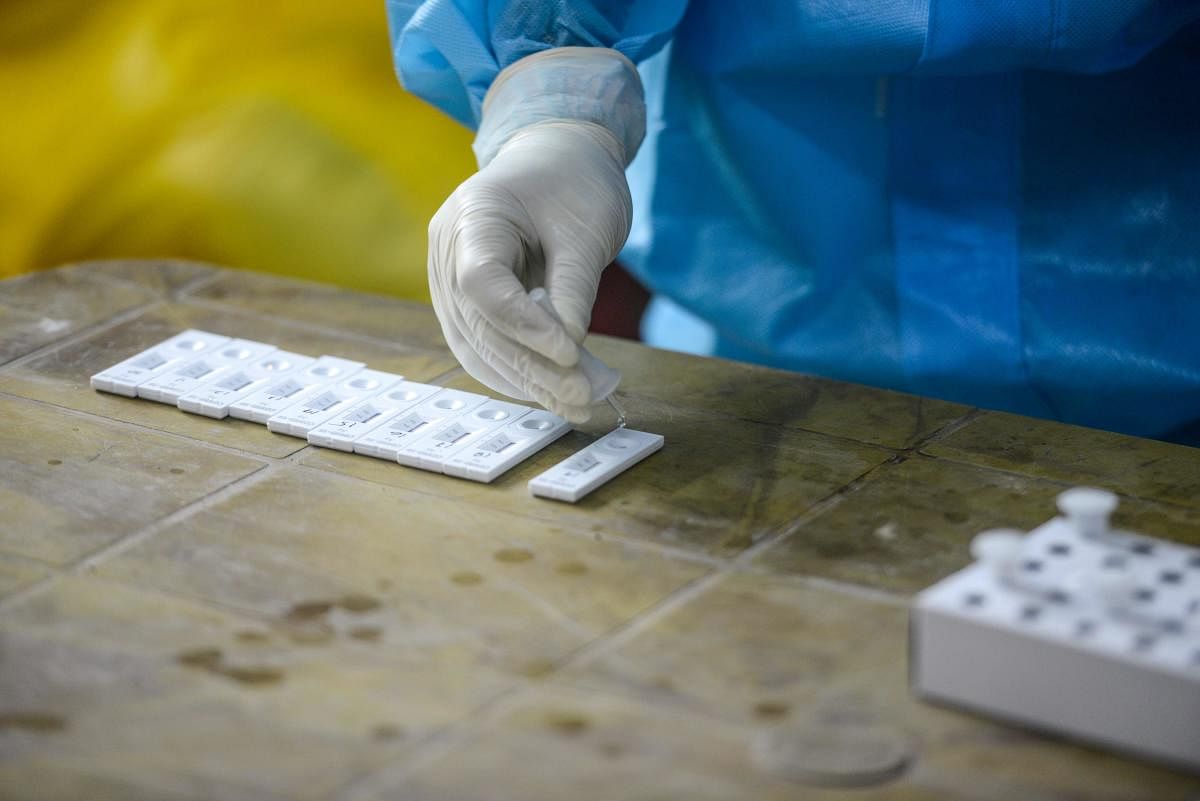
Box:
[304,392,342,413]
[343,404,383,425]
[433,423,471,444]
[176,361,217,380]
[392,413,429,434]
[215,372,255,392]
[269,378,306,399]
[565,452,601,474]
[478,432,515,454]
[132,352,168,371]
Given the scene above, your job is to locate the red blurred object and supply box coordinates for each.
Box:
[588,261,649,340]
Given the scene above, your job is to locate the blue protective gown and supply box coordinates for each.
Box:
[387,1,1200,441]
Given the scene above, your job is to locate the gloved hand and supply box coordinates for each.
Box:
[426,47,646,423]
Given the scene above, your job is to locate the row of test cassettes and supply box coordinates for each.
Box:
[89,329,665,498]
[89,329,571,483]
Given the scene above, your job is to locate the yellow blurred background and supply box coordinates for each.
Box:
[0,0,476,300]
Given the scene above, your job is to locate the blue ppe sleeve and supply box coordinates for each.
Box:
[918,0,1200,74]
[386,1,688,127]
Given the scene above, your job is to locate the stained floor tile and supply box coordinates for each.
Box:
[0,553,52,598]
[187,269,447,351]
[552,573,1195,801]
[750,456,1200,595]
[95,466,708,676]
[0,395,264,565]
[300,389,893,556]
[0,303,457,458]
[584,335,970,449]
[65,259,219,298]
[0,269,153,365]
[0,576,506,801]
[924,411,1200,509]
[367,684,958,801]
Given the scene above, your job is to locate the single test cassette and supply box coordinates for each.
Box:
[90,330,230,397]
[529,428,663,503]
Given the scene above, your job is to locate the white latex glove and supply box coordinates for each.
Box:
[427,48,646,423]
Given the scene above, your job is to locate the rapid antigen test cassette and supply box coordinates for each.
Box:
[528,428,663,502]
[90,330,230,396]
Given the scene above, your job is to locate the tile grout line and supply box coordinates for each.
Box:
[905,449,1200,515]
[907,406,986,451]
[287,461,726,570]
[333,671,541,801]
[334,567,728,801]
[178,296,451,357]
[424,364,467,386]
[58,261,228,301]
[0,461,279,614]
[0,389,299,463]
[166,265,230,299]
[733,452,905,566]
[0,299,165,374]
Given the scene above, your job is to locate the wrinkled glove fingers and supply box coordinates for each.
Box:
[441,314,592,422]
[454,246,579,368]
[454,295,592,406]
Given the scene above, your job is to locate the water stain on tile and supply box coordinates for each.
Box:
[285,600,335,621]
[545,711,590,736]
[518,658,556,678]
[220,666,285,686]
[450,571,483,586]
[650,675,676,693]
[348,626,382,642]
[277,621,335,646]
[177,647,223,670]
[371,724,404,741]
[598,741,625,759]
[753,700,792,721]
[337,593,381,613]
[0,712,68,733]
[493,547,534,564]
[176,646,284,687]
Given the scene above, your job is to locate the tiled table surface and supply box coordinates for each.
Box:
[0,260,1197,801]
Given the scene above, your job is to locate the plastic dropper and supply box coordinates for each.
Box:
[528,288,626,426]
